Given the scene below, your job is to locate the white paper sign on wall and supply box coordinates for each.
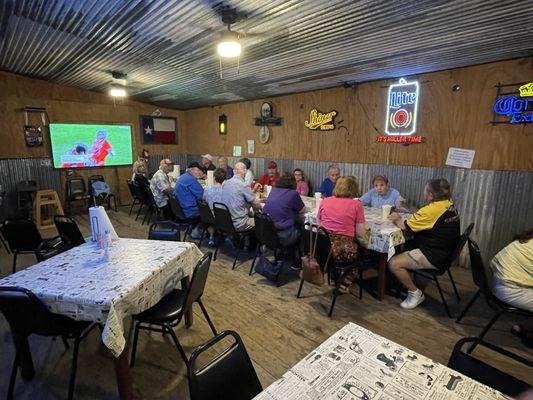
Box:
[446,147,475,169]
[247,139,254,154]
[232,146,242,157]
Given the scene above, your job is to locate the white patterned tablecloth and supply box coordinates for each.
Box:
[0,238,203,357]
[255,322,511,400]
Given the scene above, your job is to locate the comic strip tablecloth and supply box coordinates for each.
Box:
[0,238,203,357]
[255,322,511,400]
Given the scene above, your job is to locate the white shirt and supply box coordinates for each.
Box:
[150,169,171,207]
[244,169,254,187]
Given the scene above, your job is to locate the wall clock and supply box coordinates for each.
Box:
[259,126,270,144]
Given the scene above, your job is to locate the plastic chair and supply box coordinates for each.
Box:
[457,238,533,353]
[54,215,86,247]
[188,330,262,400]
[66,176,91,215]
[88,175,117,211]
[168,196,200,241]
[0,286,96,400]
[212,202,255,270]
[148,221,181,242]
[448,337,532,397]
[413,223,474,318]
[130,253,217,368]
[36,235,72,262]
[197,200,215,247]
[0,218,63,274]
[139,185,160,225]
[126,180,143,216]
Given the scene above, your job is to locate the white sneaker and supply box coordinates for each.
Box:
[400,289,425,309]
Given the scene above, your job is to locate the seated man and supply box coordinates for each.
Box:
[150,158,175,219]
[220,161,261,231]
[218,156,234,180]
[318,165,341,197]
[360,175,405,208]
[201,154,216,175]
[254,161,280,192]
[173,162,204,218]
[203,168,226,246]
[388,178,460,309]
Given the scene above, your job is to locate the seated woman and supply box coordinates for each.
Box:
[133,161,150,188]
[490,228,533,345]
[202,168,226,246]
[359,175,404,208]
[388,178,460,310]
[317,176,368,293]
[293,168,309,196]
[262,173,306,246]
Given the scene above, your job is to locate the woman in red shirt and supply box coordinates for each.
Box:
[318,176,368,292]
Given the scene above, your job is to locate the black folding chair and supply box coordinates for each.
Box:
[148,221,181,242]
[212,202,255,270]
[88,175,117,211]
[0,218,67,274]
[168,196,200,241]
[249,212,301,285]
[197,200,215,247]
[456,238,533,353]
[36,235,72,262]
[0,287,96,400]
[448,337,532,397]
[127,180,143,217]
[188,330,262,400]
[65,176,91,215]
[139,186,161,226]
[130,253,217,368]
[54,215,86,247]
[413,223,474,318]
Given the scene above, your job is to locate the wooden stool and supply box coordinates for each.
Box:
[33,190,64,229]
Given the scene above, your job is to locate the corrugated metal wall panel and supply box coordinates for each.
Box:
[187,153,533,263]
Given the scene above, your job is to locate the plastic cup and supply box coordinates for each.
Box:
[314,192,322,210]
[265,185,272,197]
[382,205,392,221]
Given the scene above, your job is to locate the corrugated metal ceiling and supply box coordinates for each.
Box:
[0,0,532,109]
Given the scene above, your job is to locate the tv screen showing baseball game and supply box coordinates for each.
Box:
[49,123,133,169]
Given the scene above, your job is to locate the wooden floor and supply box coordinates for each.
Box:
[0,207,531,399]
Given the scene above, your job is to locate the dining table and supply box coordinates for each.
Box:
[254,322,511,400]
[0,237,203,400]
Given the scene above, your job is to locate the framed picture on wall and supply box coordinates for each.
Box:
[140,115,177,144]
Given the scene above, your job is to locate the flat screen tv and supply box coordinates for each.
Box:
[49,123,133,169]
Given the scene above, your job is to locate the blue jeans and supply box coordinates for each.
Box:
[277,224,301,247]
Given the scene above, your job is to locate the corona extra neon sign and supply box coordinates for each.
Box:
[385,78,419,136]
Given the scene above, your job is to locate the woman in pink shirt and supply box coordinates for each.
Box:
[293,168,309,196]
[318,176,368,292]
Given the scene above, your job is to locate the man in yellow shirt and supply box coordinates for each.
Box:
[389,179,460,309]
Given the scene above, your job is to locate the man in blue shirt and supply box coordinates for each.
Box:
[359,175,405,208]
[174,161,204,218]
[318,165,341,197]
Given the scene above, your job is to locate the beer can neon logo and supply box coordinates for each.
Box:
[385,78,419,136]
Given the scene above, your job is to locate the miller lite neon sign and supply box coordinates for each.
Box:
[385,78,419,136]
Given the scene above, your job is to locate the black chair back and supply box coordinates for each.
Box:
[254,212,280,250]
[0,218,43,252]
[148,221,181,241]
[198,200,215,225]
[139,184,155,204]
[448,337,532,397]
[302,224,331,272]
[168,196,186,219]
[447,223,474,267]
[468,238,492,294]
[0,286,80,336]
[36,235,72,262]
[213,202,237,236]
[181,253,213,318]
[88,175,105,196]
[67,177,88,197]
[127,180,142,199]
[54,215,86,246]
[188,330,262,400]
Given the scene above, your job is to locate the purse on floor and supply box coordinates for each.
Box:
[300,226,328,286]
[255,255,281,281]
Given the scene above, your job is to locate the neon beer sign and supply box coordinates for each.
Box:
[493,82,533,124]
[385,78,419,136]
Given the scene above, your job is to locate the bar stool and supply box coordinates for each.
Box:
[33,190,64,229]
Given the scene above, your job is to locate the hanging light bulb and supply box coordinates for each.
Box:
[109,86,127,97]
[217,30,241,58]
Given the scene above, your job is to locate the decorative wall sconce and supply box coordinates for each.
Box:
[219,114,227,134]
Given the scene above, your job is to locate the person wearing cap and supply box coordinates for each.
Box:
[150,158,175,219]
[201,154,216,175]
[174,161,204,219]
[253,161,280,192]
[218,156,234,180]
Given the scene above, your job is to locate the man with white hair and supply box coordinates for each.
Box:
[220,161,261,231]
[318,164,341,197]
[150,158,174,219]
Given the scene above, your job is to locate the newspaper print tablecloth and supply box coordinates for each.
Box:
[0,238,203,357]
[255,322,511,400]
[302,196,409,260]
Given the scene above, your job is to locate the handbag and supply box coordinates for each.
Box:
[255,255,281,281]
[300,226,329,286]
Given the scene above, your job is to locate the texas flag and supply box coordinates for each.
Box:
[141,116,176,144]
